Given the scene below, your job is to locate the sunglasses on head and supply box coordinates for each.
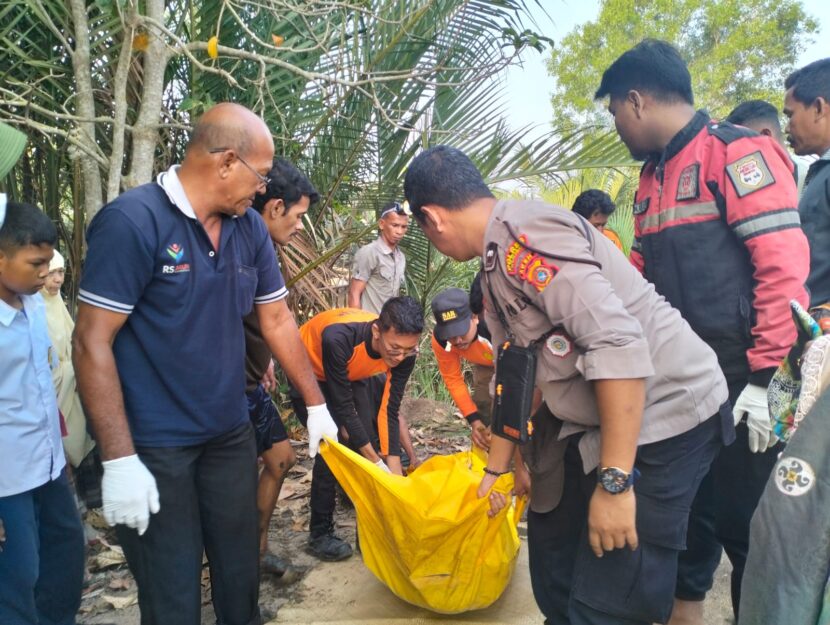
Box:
[380,202,411,218]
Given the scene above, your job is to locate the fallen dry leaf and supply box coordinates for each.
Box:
[102,593,137,610]
[107,577,132,591]
[91,546,125,570]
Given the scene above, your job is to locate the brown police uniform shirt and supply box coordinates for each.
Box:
[351,237,406,314]
[482,200,728,495]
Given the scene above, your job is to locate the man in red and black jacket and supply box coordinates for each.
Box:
[290,296,423,561]
[597,40,810,625]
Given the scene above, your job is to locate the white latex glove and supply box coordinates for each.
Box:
[374,458,392,473]
[732,383,778,453]
[101,455,160,536]
[307,403,338,458]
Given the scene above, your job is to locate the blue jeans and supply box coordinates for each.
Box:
[0,470,84,625]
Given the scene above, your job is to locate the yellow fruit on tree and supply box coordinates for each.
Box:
[207,36,218,59]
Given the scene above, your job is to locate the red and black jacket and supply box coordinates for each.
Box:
[632,111,809,383]
[299,308,415,456]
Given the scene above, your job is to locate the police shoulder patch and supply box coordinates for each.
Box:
[525,256,557,292]
[504,235,528,275]
[774,456,815,497]
[503,234,559,292]
[676,163,700,201]
[725,150,775,197]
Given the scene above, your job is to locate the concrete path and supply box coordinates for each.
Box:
[270,543,735,625]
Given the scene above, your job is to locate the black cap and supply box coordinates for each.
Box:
[431,288,472,343]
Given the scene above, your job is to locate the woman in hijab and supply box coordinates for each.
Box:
[41,250,95,468]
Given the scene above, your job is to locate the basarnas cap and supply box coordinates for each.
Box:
[0,121,26,179]
[431,287,473,343]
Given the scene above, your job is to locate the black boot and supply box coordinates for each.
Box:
[306,527,353,561]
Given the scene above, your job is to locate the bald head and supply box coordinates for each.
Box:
[178,103,275,219]
[187,103,272,157]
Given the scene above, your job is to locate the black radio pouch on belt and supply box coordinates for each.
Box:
[493,341,540,443]
[485,275,558,444]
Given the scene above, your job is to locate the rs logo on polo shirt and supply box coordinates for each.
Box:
[162,242,191,274]
[166,244,184,262]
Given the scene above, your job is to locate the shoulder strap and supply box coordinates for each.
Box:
[483,269,515,342]
[503,221,602,270]
[485,213,600,347]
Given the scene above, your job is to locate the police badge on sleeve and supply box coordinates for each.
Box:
[545,332,573,358]
[726,150,775,197]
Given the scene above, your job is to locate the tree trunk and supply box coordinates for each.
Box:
[124,0,170,189]
[67,0,104,220]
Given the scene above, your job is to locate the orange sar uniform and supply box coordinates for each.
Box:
[430,333,493,424]
[299,308,415,456]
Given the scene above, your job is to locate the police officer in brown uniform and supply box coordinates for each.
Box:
[403,145,734,625]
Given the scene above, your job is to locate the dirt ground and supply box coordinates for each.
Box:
[76,397,734,625]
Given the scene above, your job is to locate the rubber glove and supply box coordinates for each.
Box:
[306,403,338,458]
[374,458,392,473]
[102,455,160,536]
[732,384,778,453]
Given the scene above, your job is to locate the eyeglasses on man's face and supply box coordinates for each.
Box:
[208,147,271,189]
[379,333,419,358]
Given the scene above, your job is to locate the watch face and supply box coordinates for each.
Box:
[599,468,630,494]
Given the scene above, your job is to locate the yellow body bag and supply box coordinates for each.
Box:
[320,439,525,614]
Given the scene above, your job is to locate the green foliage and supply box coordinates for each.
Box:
[0,0,645,320]
[548,0,819,128]
[406,333,455,402]
[537,167,639,253]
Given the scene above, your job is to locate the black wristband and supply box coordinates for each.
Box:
[483,467,509,477]
[466,411,482,426]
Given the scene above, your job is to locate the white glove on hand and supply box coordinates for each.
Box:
[374,458,392,473]
[732,383,778,453]
[102,455,160,536]
[307,403,338,458]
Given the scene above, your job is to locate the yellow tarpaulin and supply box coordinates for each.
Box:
[320,439,525,614]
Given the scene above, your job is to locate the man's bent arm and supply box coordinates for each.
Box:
[257,299,325,406]
[72,303,135,460]
[347,278,367,309]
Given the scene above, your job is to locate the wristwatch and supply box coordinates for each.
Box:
[597,466,639,494]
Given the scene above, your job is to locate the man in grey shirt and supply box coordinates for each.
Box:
[349,201,408,313]
[783,58,830,309]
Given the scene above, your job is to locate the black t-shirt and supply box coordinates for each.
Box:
[244,311,272,393]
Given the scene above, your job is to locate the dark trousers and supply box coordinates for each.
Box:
[528,413,725,625]
[0,470,84,625]
[117,422,261,625]
[675,380,783,617]
[291,379,382,536]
